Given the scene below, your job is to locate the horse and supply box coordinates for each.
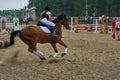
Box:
[19,17,33,25]
[7,14,70,60]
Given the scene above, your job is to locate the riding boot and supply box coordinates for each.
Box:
[51,27,56,37]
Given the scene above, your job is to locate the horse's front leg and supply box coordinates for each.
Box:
[50,43,59,58]
[58,40,68,57]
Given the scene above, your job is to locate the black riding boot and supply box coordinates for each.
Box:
[51,27,56,37]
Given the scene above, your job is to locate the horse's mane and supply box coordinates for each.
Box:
[53,14,66,23]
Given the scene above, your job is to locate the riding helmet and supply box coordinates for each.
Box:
[44,6,51,11]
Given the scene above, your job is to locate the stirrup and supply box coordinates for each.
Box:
[51,34,57,37]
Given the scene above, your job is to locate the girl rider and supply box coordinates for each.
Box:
[40,6,56,37]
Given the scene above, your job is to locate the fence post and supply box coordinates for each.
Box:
[73,17,78,33]
[70,17,74,32]
[94,18,99,33]
[0,17,6,34]
[13,17,19,31]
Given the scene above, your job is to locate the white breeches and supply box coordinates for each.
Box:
[40,18,55,27]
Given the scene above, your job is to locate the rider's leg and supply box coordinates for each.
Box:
[50,26,56,37]
[116,28,119,40]
[40,19,56,37]
[118,28,120,40]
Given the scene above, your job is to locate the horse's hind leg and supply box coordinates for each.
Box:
[32,48,46,60]
[28,42,46,60]
[28,46,46,60]
[21,38,46,60]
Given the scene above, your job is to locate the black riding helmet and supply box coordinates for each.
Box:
[44,6,51,11]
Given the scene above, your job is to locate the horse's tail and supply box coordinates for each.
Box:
[7,30,21,47]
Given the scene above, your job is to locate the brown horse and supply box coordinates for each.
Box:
[7,14,70,60]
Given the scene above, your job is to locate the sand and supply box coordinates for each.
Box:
[0,29,120,80]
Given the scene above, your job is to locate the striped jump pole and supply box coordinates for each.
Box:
[0,17,7,34]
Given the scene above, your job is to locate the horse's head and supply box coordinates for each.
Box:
[53,14,70,29]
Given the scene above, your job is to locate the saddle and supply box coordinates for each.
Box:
[37,21,56,37]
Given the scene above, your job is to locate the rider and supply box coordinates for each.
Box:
[115,18,120,40]
[40,6,56,37]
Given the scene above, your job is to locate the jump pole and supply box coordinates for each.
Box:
[13,17,19,31]
[0,17,7,34]
[94,18,99,33]
[73,17,78,33]
[69,17,74,32]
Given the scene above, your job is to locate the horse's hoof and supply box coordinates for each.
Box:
[40,57,46,60]
[61,53,66,57]
[49,55,53,58]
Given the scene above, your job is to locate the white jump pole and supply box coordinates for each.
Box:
[13,17,19,31]
[0,17,7,34]
[70,17,74,32]
[94,18,99,33]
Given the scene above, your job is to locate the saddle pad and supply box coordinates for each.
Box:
[39,26,51,33]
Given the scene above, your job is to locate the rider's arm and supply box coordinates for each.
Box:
[46,12,54,21]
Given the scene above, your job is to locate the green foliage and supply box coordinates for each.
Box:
[0,0,120,18]
[28,0,120,17]
[0,10,23,18]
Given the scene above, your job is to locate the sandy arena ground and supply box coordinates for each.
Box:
[0,29,120,80]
